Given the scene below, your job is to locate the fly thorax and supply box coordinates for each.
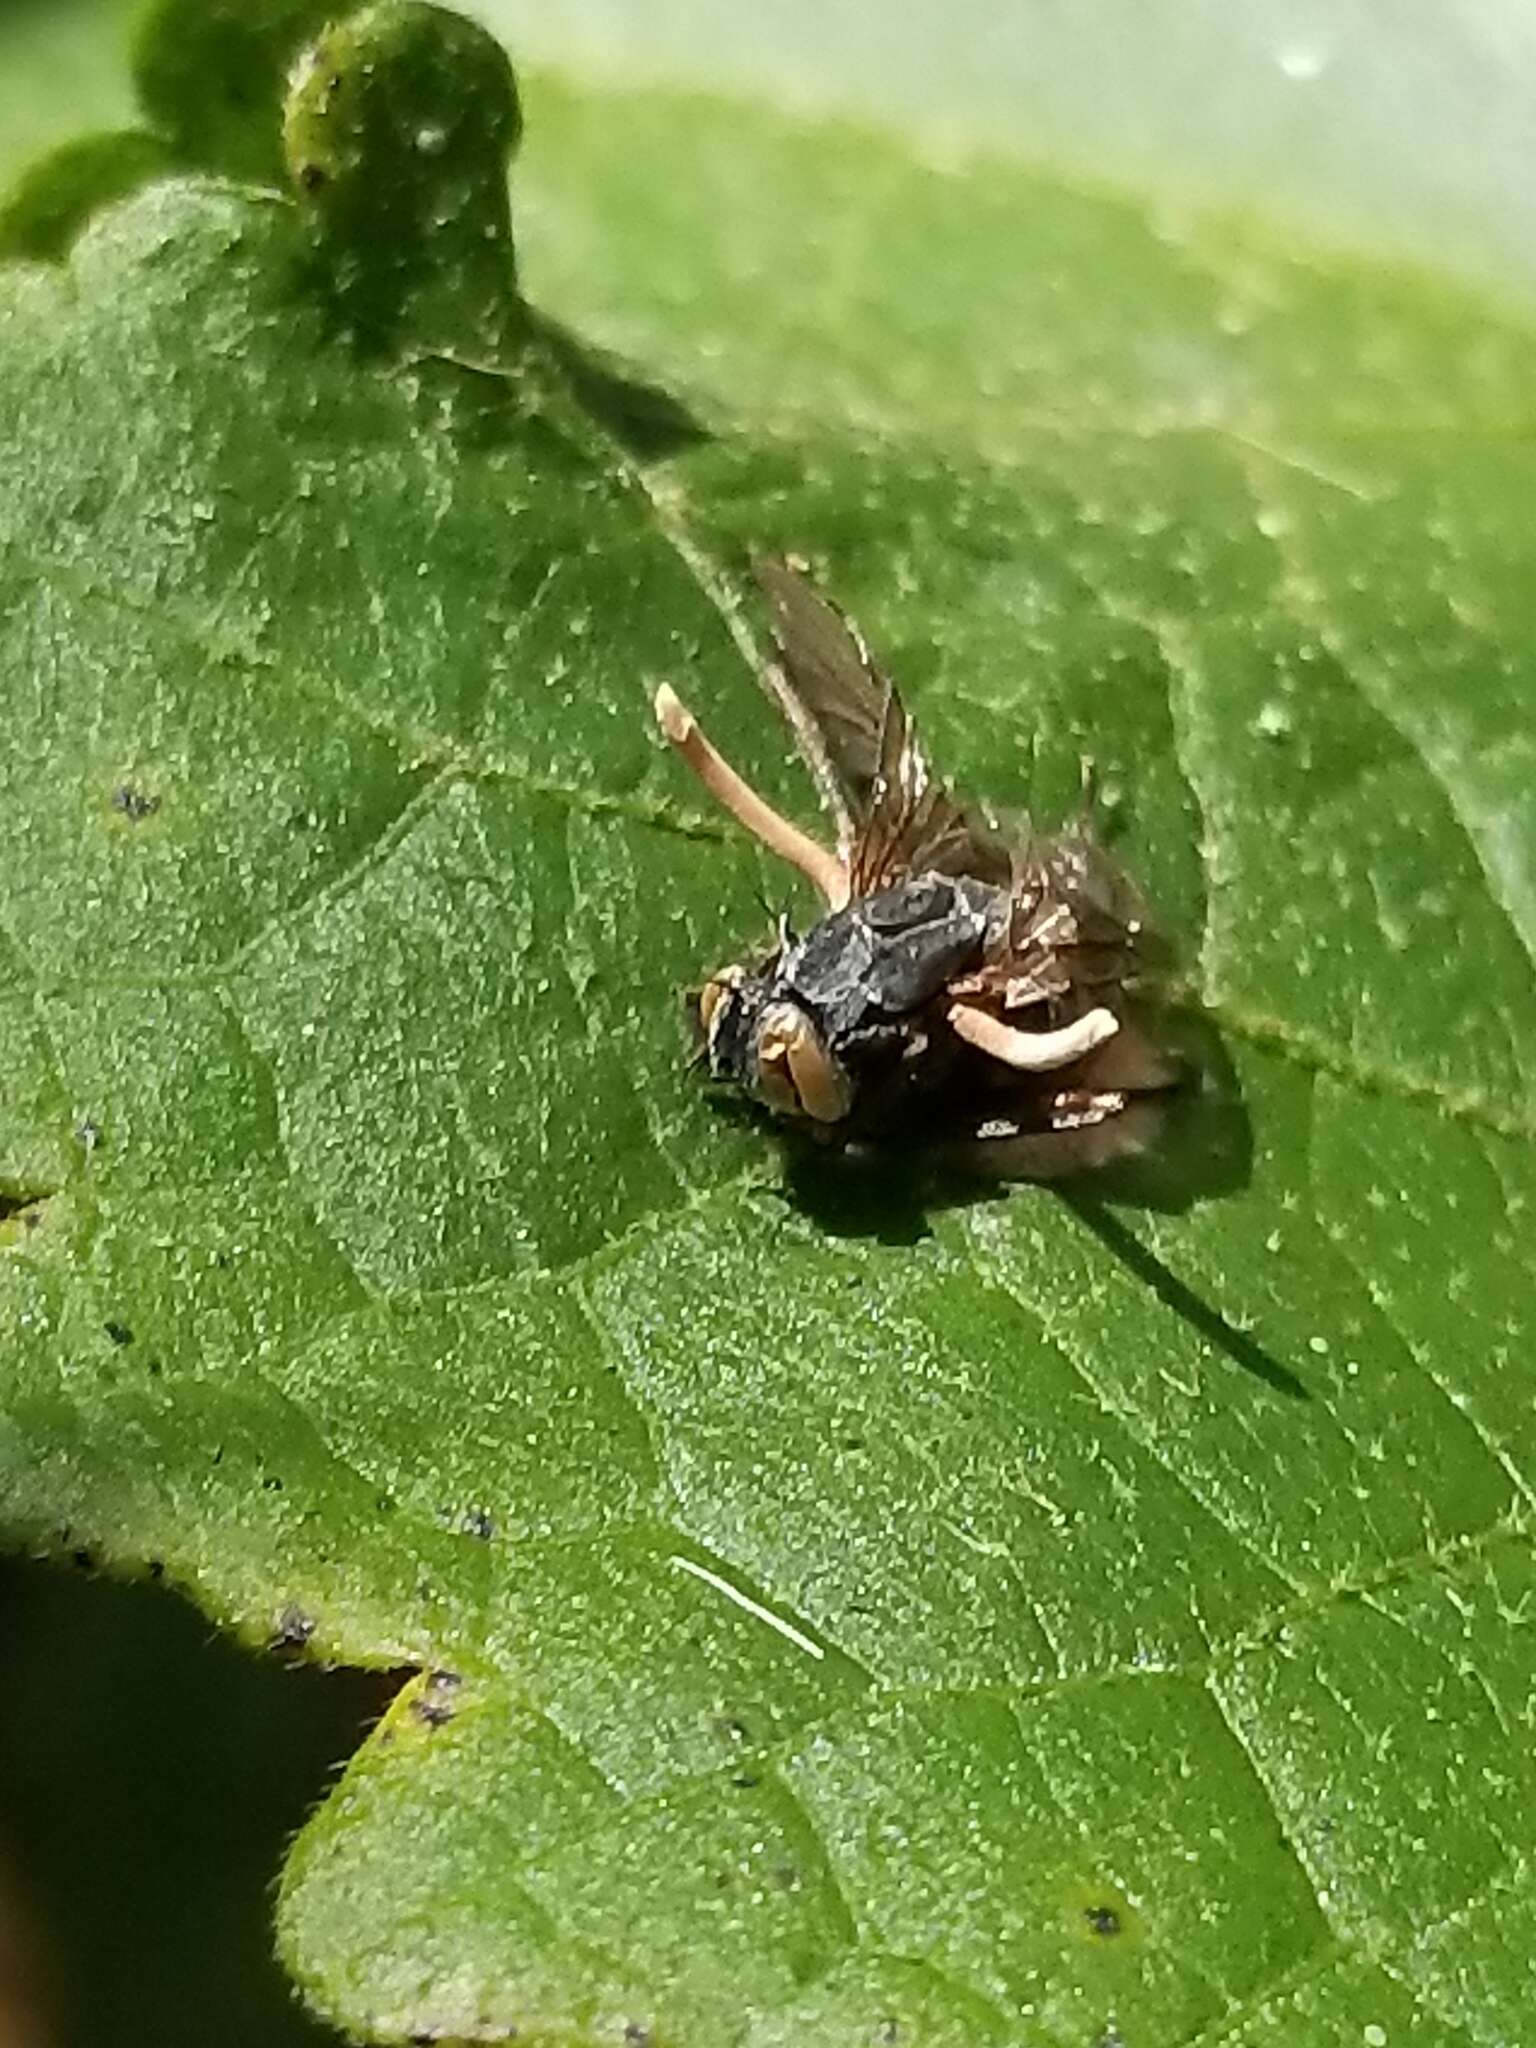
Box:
[782,873,996,1041]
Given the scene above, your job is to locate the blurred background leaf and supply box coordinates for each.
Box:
[8,0,1536,296]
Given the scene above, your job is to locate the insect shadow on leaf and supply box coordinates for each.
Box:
[532,310,710,461]
[1062,1190,1307,1401]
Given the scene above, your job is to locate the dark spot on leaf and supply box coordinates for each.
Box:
[298,162,328,193]
[731,1771,761,1790]
[103,1321,134,1346]
[412,1669,463,1727]
[262,1475,284,1492]
[70,1549,96,1573]
[461,1507,494,1540]
[146,1560,165,1581]
[273,1606,315,1649]
[876,2022,900,2048]
[210,1447,224,1466]
[111,783,160,822]
[623,2025,651,2047]
[1085,1904,1122,1937]
[75,1118,102,1155]
[376,1494,395,1514]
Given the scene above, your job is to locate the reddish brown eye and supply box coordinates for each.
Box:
[754,1004,852,1124]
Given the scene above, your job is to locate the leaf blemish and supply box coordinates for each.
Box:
[1066,1878,1141,1945]
[273,1605,315,1651]
[110,783,161,822]
[671,1554,825,1659]
[412,1669,463,1727]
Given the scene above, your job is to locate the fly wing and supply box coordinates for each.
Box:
[754,557,1008,888]
[753,556,886,841]
[1002,826,1165,1009]
[846,684,1006,893]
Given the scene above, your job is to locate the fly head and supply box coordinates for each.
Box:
[696,961,853,1126]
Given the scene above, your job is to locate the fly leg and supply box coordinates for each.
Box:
[654,685,849,908]
[947,1002,1119,1072]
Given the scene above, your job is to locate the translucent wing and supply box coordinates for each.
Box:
[754,557,1007,890]
[846,683,1005,893]
[998,825,1167,1012]
[752,556,886,840]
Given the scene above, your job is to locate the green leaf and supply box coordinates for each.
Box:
[0,0,138,188]
[4,5,1535,2047]
[0,128,179,262]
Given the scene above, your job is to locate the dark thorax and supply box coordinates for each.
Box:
[780,874,1005,1043]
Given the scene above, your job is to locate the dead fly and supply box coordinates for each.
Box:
[655,559,1179,1179]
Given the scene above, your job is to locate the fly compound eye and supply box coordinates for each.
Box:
[751,1020,802,1118]
[753,1003,853,1125]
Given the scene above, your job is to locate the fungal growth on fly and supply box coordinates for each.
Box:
[655,559,1179,1178]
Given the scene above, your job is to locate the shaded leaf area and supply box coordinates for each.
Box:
[0,1552,378,2048]
[1,10,1535,2048]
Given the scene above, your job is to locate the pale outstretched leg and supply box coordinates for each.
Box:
[948,1002,1119,1072]
[654,685,849,908]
